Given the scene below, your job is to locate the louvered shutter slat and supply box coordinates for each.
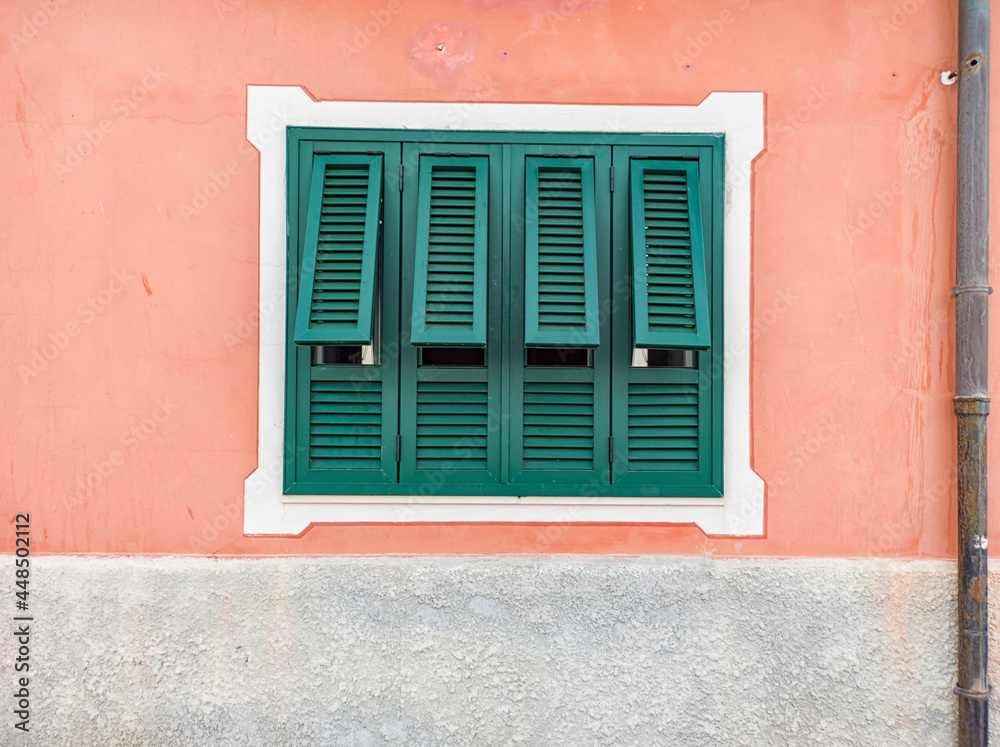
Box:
[521,378,595,471]
[627,381,700,471]
[414,378,490,470]
[294,154,383,345]
[411,156,489,346]
[309,380,383,470]
[524,158,600,348]
[630,160,710,349]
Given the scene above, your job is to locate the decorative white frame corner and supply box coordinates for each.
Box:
[244,86,765,536]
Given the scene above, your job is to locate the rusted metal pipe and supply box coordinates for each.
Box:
[955,1,990,744]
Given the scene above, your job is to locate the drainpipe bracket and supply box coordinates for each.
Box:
[952,285,993,295]
[955,684,992,701]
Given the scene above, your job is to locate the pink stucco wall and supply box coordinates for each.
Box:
[1,0,995,557]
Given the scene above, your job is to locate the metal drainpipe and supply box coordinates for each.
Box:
[955,0,991,744]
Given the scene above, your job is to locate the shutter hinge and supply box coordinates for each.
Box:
[610,165,614,193]
[396,434,401,463]
[608,436,614,464]
[399,164,404,192]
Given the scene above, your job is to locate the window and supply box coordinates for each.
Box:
[284,130,722,500]
[245,88,764,533]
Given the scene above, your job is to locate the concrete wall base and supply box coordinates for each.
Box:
[1,556,990,745]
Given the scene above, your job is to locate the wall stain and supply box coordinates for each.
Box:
[15,97,32,157]
[409,20,478,87]
[464,0,608,13]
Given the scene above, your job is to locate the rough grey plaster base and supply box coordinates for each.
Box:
[0,556,991,746]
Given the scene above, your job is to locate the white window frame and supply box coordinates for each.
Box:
[244,86,765,536]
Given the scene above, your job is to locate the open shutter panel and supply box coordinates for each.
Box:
[630,160,711,349]
[294,153,383,345]
[411,156,489,347]
[524,158,600,348]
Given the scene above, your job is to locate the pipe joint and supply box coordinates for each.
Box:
[954,397,991,416]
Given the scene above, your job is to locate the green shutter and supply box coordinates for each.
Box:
[508,145,612,488]
[630,160,710,349]
[294,154,382,345]
[309,376,385,470]
[626,378,700,471]
[611,146,721,494]
[286,130,725,499]
[411,156,489,347]
[414,372,491,471]
[524,158,600,348]
[286,142,400,494]
[521,374,595,470]
[295,362,399,486]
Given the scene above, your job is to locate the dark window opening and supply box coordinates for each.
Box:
[525,348,592,367]
[313,346,365,365]
[419,347,486,367]
[636,349,697,368]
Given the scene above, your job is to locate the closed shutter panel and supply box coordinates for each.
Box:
[630,160,710,349]
[411,156,489,347]
[511,361,612,487]
[524,158,600,348]
[309,375,384,470]
[521,375,595,471]
[626,379,700,471]
[414,373,490,472]
[611,366,707,487]
[298,361,398,485]
[401,365,499,484]
[294,154,382,345]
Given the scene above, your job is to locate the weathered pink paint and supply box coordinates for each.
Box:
[410,20,479,87]
[0,0,994,558]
